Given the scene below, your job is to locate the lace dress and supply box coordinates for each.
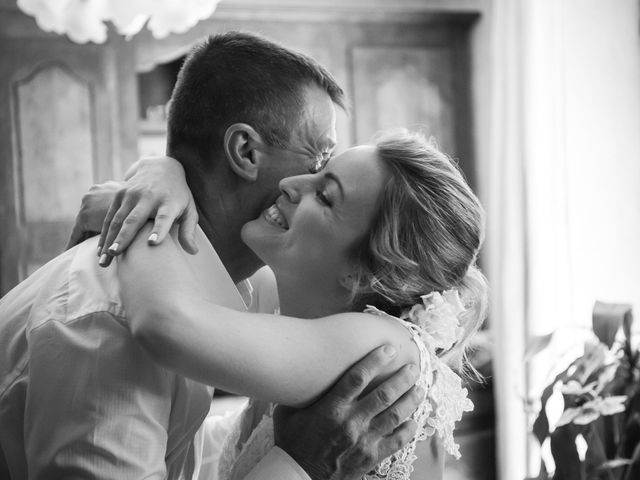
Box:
[210,293,474,480]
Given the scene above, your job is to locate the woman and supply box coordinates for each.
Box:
[99,130,487,479]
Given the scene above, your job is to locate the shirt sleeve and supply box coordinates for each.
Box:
[24,311,175,479]
[242,447,312,480]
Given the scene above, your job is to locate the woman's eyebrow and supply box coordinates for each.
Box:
[323,172,344,200]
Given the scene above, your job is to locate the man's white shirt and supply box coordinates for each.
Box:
[0,227,308,480]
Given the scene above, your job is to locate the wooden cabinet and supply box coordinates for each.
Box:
[0,1,138,295]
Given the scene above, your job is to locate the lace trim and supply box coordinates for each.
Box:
[363,303,473,480]
[219,402,276,480]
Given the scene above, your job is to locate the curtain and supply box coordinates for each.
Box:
[485,1,640,478]
[484,0,529,478]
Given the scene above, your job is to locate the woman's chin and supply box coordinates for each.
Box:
[241,218,276,266]
[240,219,259,249]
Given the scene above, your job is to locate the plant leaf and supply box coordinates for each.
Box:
[534,385,554,444]
[534,365,578,445]
[623,443,640,480]
[621,412,640,458]
[551,425,584,480]
[585,421,609,476]
[526,460,551,480]
[525,332,555,363]
[599,458,633,470]
[622,309,633,344]
[592,301,631,348]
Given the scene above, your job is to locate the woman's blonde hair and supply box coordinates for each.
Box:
[350,130,488,369]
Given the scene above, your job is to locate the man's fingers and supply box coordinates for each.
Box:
[356,363,420,421]
[177,200,199,254]
[321,345,397,405]
[146,203,179,247]
[369,383,424,435]
[377,419,419,459]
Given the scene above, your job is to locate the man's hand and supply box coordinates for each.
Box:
[274,345,423,480]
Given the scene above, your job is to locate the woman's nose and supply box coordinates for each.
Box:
[279,175,311,203]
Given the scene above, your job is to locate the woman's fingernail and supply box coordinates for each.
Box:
[408,364,419,377]
[107,242,119,254]
[383,345,397,358]
[97,245,102,256]
[148,233,158,244]
[99,253,109,266]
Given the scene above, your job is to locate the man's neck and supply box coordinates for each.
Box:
[189,172,264,283]
[176,147,266,283]
[197,214,263,284]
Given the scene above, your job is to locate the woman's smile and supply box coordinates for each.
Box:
[263,204,289,230]
[242,145,390,288]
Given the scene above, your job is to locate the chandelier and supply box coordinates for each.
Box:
[17,0,220,44]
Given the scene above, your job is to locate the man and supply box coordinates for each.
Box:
[0,32,421,479]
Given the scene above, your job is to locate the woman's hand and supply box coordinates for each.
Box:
[66,181,124,250]
[97,156,199,267]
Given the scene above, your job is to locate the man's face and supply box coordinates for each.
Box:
[253,85,338,216]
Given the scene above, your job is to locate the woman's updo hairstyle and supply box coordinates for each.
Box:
[350,129,488,367]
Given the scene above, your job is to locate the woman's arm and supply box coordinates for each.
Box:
[118,223,419,408]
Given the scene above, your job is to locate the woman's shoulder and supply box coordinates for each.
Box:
[319,308,422,385]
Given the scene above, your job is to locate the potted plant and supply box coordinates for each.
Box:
[526,302,640,480]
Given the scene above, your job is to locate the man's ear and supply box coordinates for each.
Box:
[224,123,262,182]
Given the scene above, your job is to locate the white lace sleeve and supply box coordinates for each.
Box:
[363,300,473,480]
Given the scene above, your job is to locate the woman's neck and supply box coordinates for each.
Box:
[276,278,352,319]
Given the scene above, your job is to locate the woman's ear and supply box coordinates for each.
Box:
[224,123,262,182]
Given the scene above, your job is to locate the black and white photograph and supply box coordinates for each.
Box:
[0,1,639,479]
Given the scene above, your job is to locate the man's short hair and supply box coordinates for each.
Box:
[167,31,346,163]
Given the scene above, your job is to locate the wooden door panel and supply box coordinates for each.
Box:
[0,39,112,293]
[15,63,95,222]
[352,46,456,155]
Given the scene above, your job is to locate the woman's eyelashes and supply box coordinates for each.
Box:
[316,189,332,207]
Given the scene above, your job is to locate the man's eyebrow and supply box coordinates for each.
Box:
[324,172,344,199]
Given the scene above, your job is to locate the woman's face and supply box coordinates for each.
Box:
[241,145,390,287]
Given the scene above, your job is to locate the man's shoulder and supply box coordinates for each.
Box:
[0,237,129,396]
[65,236,125,321]
[0,236,123,330]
